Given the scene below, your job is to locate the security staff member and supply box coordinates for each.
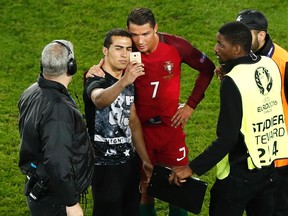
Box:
[236,10,288,216]
[169,22,288,216]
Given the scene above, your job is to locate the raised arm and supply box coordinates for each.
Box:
[90,62,145,108]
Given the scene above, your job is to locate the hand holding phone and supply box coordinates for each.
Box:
[130,52,142,63]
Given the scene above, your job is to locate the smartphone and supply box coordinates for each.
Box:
[130,52,142,63]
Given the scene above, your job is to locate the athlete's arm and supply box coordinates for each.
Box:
[162,33,216,109]
[161,33,215,128]
[177,36,215,109]
[129,104,153,178]
[85,58,105,78]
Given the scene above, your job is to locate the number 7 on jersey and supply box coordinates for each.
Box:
[151,81,159,98]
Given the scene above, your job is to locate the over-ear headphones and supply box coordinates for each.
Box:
[40,40,77,75]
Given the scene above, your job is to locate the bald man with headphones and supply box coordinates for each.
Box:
[18,40,94,216]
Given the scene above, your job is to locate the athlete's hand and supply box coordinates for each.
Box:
[142,161,153,181]
[139,162,153,194]
[168,165,193,186]
[85,58,105,78]
[171,104,194,128]
[214,65,225,80]
[66,203,83,216]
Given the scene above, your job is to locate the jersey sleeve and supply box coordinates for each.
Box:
[162,33,216,109]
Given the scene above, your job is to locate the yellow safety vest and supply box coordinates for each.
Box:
[217,56,288,179]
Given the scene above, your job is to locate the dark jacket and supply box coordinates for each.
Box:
[18,74,94,206]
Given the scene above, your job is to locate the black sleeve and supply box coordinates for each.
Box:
[189,76,243,176]
[85,76,107,98]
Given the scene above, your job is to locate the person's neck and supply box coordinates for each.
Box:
[102,64,123,79]
[257,41,266,52]
[43,73,71,88]
[144,33,159,55]
[151,33,159,53]
[255,37,270,56]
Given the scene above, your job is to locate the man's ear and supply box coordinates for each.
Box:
[233,44,242,56]
[102,47,108,56]
[257,31,267,43]
[154,23,158,33]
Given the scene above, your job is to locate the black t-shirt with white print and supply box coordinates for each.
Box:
[84,71,136,165]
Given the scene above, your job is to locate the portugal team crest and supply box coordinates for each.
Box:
[164,61,174,73]
[255,67,273,95]
[163,61,174,79]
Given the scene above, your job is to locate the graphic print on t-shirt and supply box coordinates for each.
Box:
[92,79,136,165]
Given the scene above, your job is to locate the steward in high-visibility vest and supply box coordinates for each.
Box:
[259,42,288,167]
[217,56,288,179]
[237,10,288,216]
[236,9,288,168]
[169,21,288,216]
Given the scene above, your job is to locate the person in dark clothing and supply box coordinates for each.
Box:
[86,8,215,216]
[236,10,288,216]
[169,22,288,216]
[18,40,94,216]
[83,28,152,216]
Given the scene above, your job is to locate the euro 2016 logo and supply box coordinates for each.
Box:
[255,67,272,95]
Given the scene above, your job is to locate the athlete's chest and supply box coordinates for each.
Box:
[141,46,181,80]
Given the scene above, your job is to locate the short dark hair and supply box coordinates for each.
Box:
[103,28,132,48]
[126,8,156,28]
[218,21,252,53]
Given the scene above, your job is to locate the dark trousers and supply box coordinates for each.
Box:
[273,166,288,216]
[26,194,66,216]
[92,156,141,216]
[209,165,278,216]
